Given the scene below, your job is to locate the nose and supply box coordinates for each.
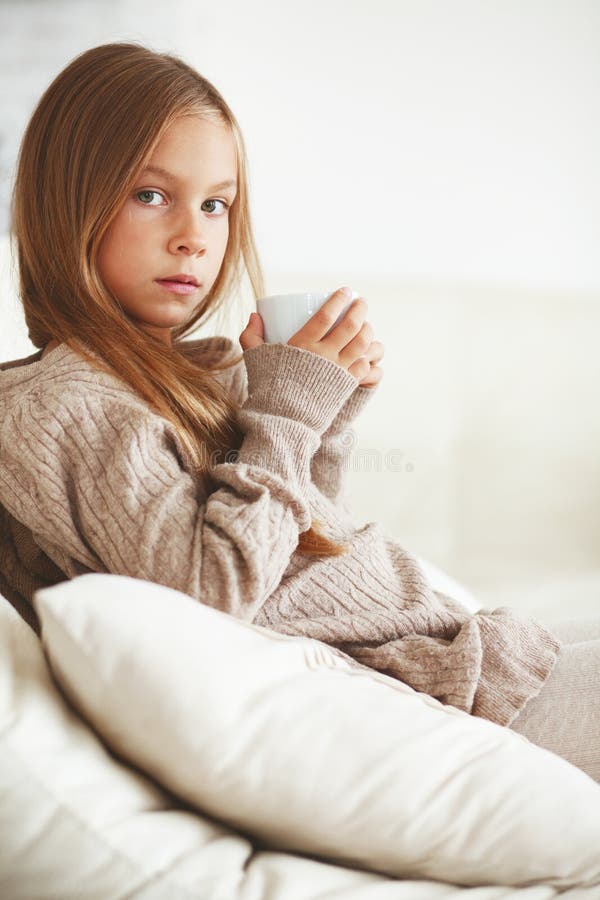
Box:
[167,208,207,256]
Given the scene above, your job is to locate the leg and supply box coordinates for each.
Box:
[510,626,600,784]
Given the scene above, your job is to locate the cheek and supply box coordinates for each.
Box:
[97,232,126,289]
[218,221,231,255]
[98,249,138,301]
[98,215,146,287]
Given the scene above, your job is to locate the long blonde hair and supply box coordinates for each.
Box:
[11,42,348,558]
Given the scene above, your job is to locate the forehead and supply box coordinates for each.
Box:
[146,116,237,185]
[142,165,237,193]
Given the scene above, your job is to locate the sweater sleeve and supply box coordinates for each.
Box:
[193,337,381,513]
[338,606,561,728]
[309,383,380,510]
[0,343,358,622]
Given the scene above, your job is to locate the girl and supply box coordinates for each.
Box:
[0,43,597,783]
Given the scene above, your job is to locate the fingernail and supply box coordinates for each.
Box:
[341,286,352,300]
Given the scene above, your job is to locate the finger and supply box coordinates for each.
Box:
[358,364,384,389]
[291,287,353,344]
[365,339,385,364]
[338,321,374,367]
[355,339,384,366]
[347,356,371,382]
[323,298,368,352]
[239,312,264,350]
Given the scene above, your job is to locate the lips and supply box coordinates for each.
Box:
[155,274,200,295]
[157,273,199,286]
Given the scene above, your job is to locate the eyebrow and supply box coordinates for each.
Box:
[141,164,237,192]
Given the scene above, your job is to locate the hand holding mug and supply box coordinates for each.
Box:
[239,287,384,389]
[287,288,384,388]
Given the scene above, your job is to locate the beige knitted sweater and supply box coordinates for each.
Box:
[0,337,560,727]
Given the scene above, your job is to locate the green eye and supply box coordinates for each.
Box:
[202,199,229,215]
[136,190,162,205]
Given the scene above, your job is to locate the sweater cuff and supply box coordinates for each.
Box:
[242,343,359,435]
[471,608,562,727]
[327,382,381,435]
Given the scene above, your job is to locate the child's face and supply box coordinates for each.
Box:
[97,115,237,346]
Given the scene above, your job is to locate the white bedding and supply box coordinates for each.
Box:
[2,580,600,899]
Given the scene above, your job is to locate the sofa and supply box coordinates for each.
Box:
[2,235,600,897]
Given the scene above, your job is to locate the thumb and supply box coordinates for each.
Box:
[239,312,265,350]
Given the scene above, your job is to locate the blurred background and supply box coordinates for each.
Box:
[1,0,599,618]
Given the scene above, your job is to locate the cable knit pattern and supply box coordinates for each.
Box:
[0,336,561,727]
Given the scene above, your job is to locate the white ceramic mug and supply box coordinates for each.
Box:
[256,289,359,344]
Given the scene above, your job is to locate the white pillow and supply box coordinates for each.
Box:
[0,595,257,899]
[33,574,600,889]
[3,591,461,900]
